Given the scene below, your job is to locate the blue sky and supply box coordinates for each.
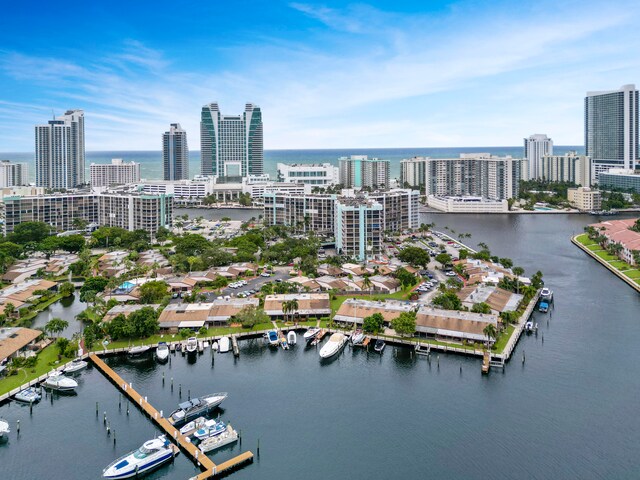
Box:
[1,0,639,151]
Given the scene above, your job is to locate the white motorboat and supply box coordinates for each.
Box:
[218,337,231,353]
[128,345,151,356]
[156,342,169,362]
[303,328,320,343]
[287,330,297,345]
[199,424,239,453]
[0,418,9,439]
[168,392,228,426]
[212,341,219,351]
[374,339,386,353]
[541,287,553,301]
[103,435,178,479]
[193,419,226,440]
[266,330,279,347]
[42,372,78,392]
[179,416,207,436]
[186,337,198,355]
[351,329,365,345]
[14,386,42,403]
[63,358,88,374]
[525,321,534,332]
[319,333,347,359]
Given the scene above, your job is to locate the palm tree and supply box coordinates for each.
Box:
[288,298,299,325]
[483,324,497,347]
[362,275,373,296]
[3,302,16,318]
[512,266,525,294]
[45,317,69,338]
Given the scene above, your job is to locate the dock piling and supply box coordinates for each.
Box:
[171,377,174,392]
[188,389,191,401]
[96,402,99,416]
[103,412,107,425]
[179,384,182,398]
[16,419,20,435]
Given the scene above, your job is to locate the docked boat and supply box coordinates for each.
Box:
[168,392,228,426]
[212,341,219,352]
[319,333,347,359]
[266,330,279,347]
[525,321,534,332]
[14,386,42,403]
[303,328,320,343]
[374,339,386,353]
[351,329,364,345]
[103,435,178,479]
[199,424,239,453]
[156,342,169,362]
[179,416,207,436]
[287,330,297,345]
[63,358,88,375]
[193,419,226,440]
[128,345,151,356]
[42,372,78,392]
[186,337,198,356]
[541,287,553,302]
[218,337,231,353]
[538,301,549,313]
[0,418,9,439]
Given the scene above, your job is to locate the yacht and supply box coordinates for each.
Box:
[351,329,365,345]
[14,387,42,403]
[42,372,78,392]
[63,358,88,375]
[319,333,347,359]
[186,337,198,356]
[218,337,231,353]
[265,330,279,347]
[156,342,169,362]
[287,330,297,345]
[0,418,9,439]
[128,345,151,356]
[303,328,320,343]
[374,339,386,353]
[103,436,177,479]
[199,424,239,453]
[168,392,228,426]
[193,419,226,440]
[179,416,207,436]
[540,287,553,302]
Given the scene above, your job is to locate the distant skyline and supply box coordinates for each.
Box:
[1,0,639,152]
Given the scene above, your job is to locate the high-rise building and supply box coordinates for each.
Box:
[335,196,383,261]
[540,152,592,187]
[200,103,263,180]
[35,109,85,189]
[400,157,428,189]
[524,134,553,180]
[90,159,141,187]
[339,156,390,189]
[0,161,28,188]
[277,163,339,186]
[162,123,189,181]
[585,84,639,179]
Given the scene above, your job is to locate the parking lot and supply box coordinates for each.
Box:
[203,267,291,301]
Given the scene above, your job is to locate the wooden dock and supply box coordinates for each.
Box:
[231,335,240,357]
[88,353,253,479]
[482,351,490,374]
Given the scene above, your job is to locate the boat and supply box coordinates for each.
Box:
[266,330,279,347]
[212,341,219,352]
[102,435,178,479]
[186,337,198,356]
[199,424,239,453]
[319,333,347,359]
[42,372,78,392]
[179,416,207,436]
[218,337,231,353]
[14,386,42,403]
[303,328,320,343]
[374,339,386,353]
[287,330,297,345]
[128,345,151,356]
[193,419,226,440]
[63,358,88,374]
[0,418,9,439]
[168,392,228,426]
[540,287,553,302]
[525,321,534,332]
[538,301,549,313]
[156,342,169,362]
[351,329,365,345]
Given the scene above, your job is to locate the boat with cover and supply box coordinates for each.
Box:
[287,330,297,345]
[303,328,320,343]
[103,435,177,479]
[179,416,206,436]
[186,337,198,355]
[128,345,151,356]
[63,358,88,374]
[168,392,228,426]
[43,371,78,391]
[266,330,279,347]
[218,337,231,353]
[374,339,386,353]
[156,342,169,362]
[351,329,364,345]
[0,418,9,438]
[193,419,226,440]
[199,424,239,453]
[541,287,553,301]
[14,386,42,403]
[319,333,347,359]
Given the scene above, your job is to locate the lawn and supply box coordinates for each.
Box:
[609,260,632,270]
[587,245,603,251]
[0,345,72,397]
[492,324,515,353]
[594,251,618,261]
[576,234,597,246]
[624,270,640,279]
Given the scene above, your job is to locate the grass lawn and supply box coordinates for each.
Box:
[492,325,515,353]
[609,260,632,270]
[624,270,640,279]
[0,345,72,397]
[576,234,597,246]
[587,245,603,251]
[594,251,618,261]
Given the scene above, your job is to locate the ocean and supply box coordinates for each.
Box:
[0,147,583,183]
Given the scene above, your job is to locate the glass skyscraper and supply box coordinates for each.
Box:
[162,123,189,181]
[200,102,263,181]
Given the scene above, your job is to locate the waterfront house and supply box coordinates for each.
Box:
[0,327,43,363]
[415,307,498,344]
[590,218,640,266]
[333,299,414,324]
[209,298,260,325]
[0,279,57,306]
[263,293,331,319]
[103,304,161,323]
[368,275,401,293]
[158,303,212,331]
[456,284,522,314]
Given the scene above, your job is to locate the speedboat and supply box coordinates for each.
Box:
[193,419,226,440]
[168,392,228,426]
[374,339,386,353]
[303,328,320,343]
[541,287,553,301]
[266,330,279,347]
[525,321,534,332]
[42,372,78,392]
[103,435,177,479]
[63,358,88,375]
[538,301,549,313]
[156,342,169,362]
[0,418,9,439]
[287,330,297,345]
[212,341,219,351]
[319,333,347,359]
[179,416,207,436]
[351,329,365,345]
[218,337,230,353]
[186,337,198,356]
[128,345,151,356]
[14,386,42,403]
[199,424,239,453]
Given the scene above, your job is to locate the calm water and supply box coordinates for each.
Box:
[2,213,640,479]
[1,146,582,182]
[30,291,86,338]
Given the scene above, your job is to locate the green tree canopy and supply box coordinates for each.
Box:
[435,253,452,266]
[80,277,109,301]
[9,221,52,244]
[59,282,75,297]
[138,280,169,304]
[362,312,385,333]
[391,311,416,336]
[394,267,417,288]
[432,291,462,310]
[235,305,269,329]
[471,302,491,314]
[397,246,430,268]
[174,234,212,256]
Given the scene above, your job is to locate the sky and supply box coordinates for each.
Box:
[1,0,639,152]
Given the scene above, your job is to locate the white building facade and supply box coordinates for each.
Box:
[523,134,553,181]
[339,156,390,189]
[540,152,592,187]
[276,163,339,186]
[0,160,28,188]
[90,159,141,187]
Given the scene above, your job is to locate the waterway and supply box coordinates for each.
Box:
[2,213,640,479]
[30,291,86,338]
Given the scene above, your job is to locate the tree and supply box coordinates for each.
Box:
[432,291,462,310]
[179,328,191,339]
[471,302,491,314]
[499,258,513,269]
[235,305,269,329]
[500,310,518,327]
[56,337,70,357]
[72,217,89,230]
[138,281,169,304]
[9,221,51,244]
[483,324,497,345]
[59,282,75,298]
[174,234,211,256]
[128,307,159,338]
[362,275,373,295]
[3,302,16,318]
[362,312,385,333]
[80,277,109,301]
[512,266,525,294]
[435,253,452,266]
[397,246,430,268]
[45,317,69,338]
[391,311,416,336]
[394,267,417,288]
